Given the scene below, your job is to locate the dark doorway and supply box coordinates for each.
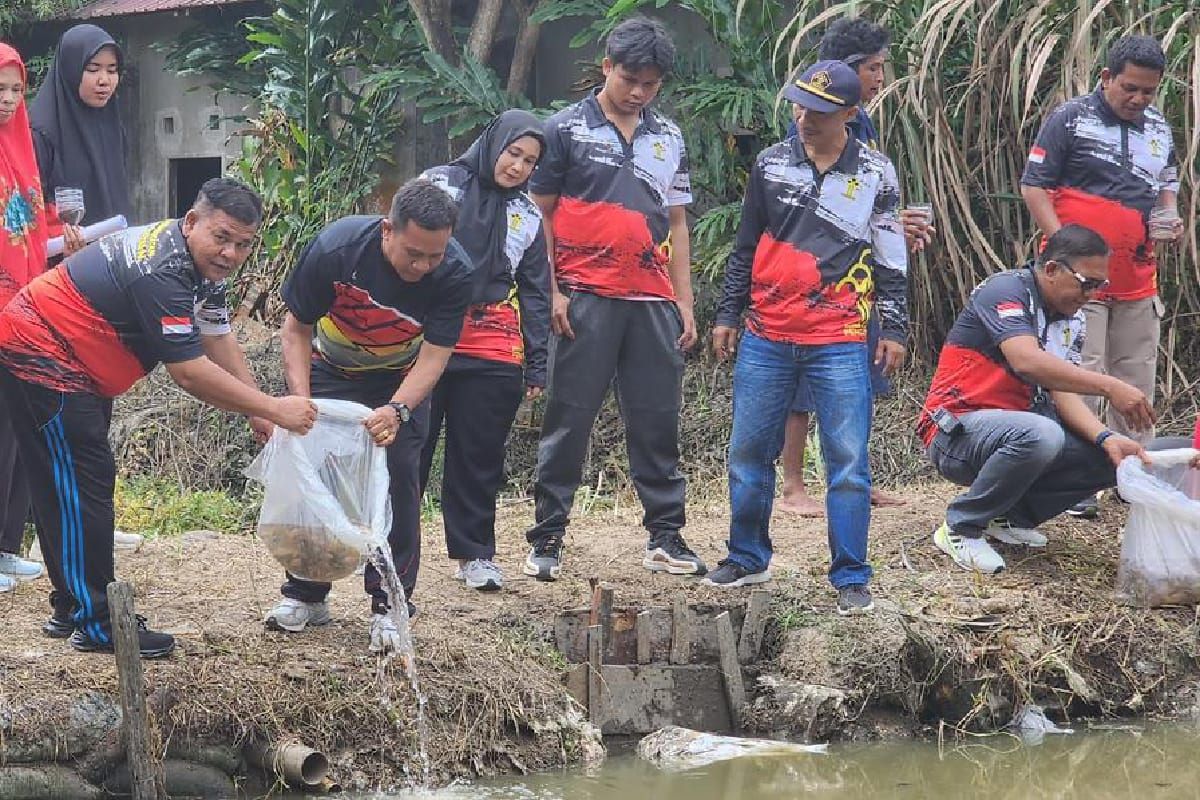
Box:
[169,157,222,218]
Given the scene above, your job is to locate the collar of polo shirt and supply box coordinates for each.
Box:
[583,87,662,133]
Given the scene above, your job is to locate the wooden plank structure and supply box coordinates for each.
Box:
[107,581,164,800]
[559,582,769,735]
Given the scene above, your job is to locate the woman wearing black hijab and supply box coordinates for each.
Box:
[29,24,131,251]
[420,109,551,592]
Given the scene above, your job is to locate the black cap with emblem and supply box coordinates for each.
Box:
[782,59,862,113]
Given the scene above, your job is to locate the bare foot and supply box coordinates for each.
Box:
[777,491,825,517]
[871,489,907,508]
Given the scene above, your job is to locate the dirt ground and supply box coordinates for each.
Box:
[2,481,1199,792]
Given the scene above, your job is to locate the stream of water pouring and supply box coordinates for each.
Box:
[369,542,432,788]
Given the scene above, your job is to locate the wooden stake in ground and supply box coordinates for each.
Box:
[715,611,746,733]
[738,590,772,664]
[669,595,690,665]
[586,624,604,726]
[107,581,164,800]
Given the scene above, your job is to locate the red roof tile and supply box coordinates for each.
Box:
[72,0,253,19]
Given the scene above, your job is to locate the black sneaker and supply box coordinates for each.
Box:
[644,531,707,576]
[376,602,419,620]
[43,613,75,638]
[69,616,176,659]
[836,584,874,616]
[702,559,770,588]
[523,535,564,582]
[1066,496,1100,519]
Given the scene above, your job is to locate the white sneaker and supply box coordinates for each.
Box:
[263,598,332,633]
[985,519,1048,548]
[113,530,145,551]
[369,613,404,654]
[455,559,503,591]
[0,551,43,581]
[934,523,1005,574]
[0,573,13,593]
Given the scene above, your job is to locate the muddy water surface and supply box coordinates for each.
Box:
[375,725,1200,799]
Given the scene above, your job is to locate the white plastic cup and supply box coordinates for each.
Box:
[905,203,934,226]
[1149,206,1180,241]
[46,214,128,258]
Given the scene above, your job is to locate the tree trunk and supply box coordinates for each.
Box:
[467,0,506,64]
[507,0,543,96]
[407,0,457,62]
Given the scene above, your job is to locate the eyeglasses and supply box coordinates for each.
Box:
[1054,260,1109,293]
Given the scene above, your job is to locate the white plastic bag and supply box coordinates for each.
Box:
[1115,448,1200,608]
[246,399,391,582]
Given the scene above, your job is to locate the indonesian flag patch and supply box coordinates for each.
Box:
[161,316,192,335]
[1028,145,1046,164]
[996,301,1024,319]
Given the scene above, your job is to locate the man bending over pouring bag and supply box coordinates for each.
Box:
[0,177,317,659]
[268,178,473,652]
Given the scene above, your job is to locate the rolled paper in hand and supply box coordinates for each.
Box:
[46,214,128,258]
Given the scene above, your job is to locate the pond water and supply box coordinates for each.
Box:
[368,724,1200,800]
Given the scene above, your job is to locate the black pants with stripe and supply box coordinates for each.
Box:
[0,406,31,555]
[280,365,427,613]
[0,367,115,643]
[418,363,525,561]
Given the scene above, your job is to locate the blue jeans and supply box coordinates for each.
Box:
[726,331,873,588]
[790,311,890,412]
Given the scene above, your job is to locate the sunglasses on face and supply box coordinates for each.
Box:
[1054,260,1110,293]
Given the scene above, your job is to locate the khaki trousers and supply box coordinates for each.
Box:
[1081,296,1162,443]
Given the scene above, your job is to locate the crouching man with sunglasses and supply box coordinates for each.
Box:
[917,225,1155,575]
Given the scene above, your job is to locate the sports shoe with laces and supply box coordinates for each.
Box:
[69,615,176,659]
[263,598,332,633]
[933,522,1005,574]
[644,531,707,576]
[985,518,1048,547]
[703,559,771,588]
[1066,495,1100,519]
[456,559,503,590]
[523,536,564,582]
[0,551,43,581]
[43,612,75,638]
[836,584,874,616]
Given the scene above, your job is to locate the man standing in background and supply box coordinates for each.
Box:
[1020,34,1181,518]
[523,16,704,582]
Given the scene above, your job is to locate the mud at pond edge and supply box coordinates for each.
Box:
[5,490,1200,795]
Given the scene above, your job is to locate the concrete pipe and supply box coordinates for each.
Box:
[245,738,330,788]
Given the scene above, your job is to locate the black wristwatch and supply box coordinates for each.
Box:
[387,401,412,425]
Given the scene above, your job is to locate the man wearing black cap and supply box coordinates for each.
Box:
[779,16,933,518]
[707,61,909,615]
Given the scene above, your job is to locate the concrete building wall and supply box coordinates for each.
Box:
[97,12,250,224]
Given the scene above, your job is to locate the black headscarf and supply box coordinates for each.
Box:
[29,24,131,224]
[450,109,545,281]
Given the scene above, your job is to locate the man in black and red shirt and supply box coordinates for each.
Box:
[1021,35,1181,512]
[0,178,317,658]
[524,17,703,581]
[919,225,1153,575]
[707,60,908,615]
[270,178,473,651]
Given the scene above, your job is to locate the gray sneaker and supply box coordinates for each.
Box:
[264,598,332,632]
[523,536,564,582]
[457,559,503,591]
[0,551,43,581]
[644,532,707,576]
[836,584,875,616]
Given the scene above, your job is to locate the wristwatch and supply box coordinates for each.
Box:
[1094,429,1116,448]
[387,401,412,425]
